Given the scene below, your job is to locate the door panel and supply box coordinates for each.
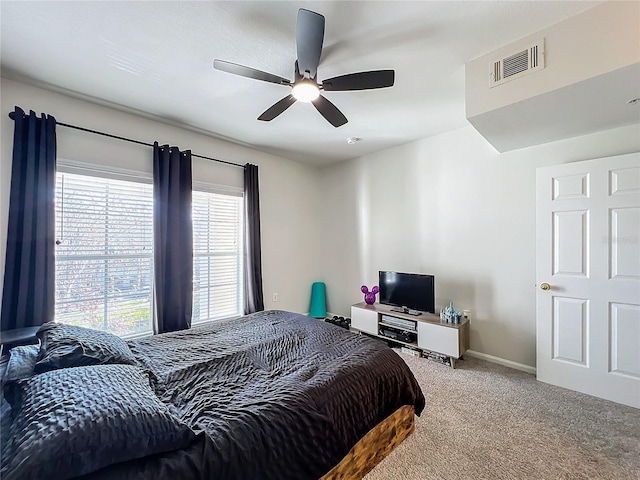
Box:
[553,173,590,200]
[553,210,589,277]
[610,302,640,378]
[610,207,640,279]
[552,296,588,365]
[610,166,640,194]
[537,152,640,408]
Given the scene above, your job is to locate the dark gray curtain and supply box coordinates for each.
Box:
[1,107,57,331]
[152,142,193,334]
[243,164,264,314]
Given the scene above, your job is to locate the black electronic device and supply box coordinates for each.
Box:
[378,271,435,314]
[379,327,417,344]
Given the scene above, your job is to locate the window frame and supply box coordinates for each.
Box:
[191,181,245,326]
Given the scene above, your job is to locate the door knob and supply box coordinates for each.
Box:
[540,282,551,291]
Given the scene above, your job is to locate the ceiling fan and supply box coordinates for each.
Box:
[213,8,395,128]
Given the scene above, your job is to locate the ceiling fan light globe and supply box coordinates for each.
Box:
[291,82,320,102]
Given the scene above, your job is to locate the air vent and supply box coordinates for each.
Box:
[490,39,545,88]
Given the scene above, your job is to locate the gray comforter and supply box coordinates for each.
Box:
[84,310,425,480]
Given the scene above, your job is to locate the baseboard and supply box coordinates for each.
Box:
[465,350,536,375]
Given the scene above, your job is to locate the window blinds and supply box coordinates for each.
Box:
[54,172,154,337]
[192,190,244,323]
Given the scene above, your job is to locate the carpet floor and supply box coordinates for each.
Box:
[365,353,640,480]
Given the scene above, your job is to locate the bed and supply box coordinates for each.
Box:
[1,310,425,480]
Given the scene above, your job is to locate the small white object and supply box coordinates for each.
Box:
[401,347,421,357]
[463,310,471,320]
[346,137,361,144]
[272,293,278,302]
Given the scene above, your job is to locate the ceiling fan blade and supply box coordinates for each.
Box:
[312,95,348,127]
[213,59,291,86]
[322,70,395,91]
[296,9,324,78]
[258,95,297,122]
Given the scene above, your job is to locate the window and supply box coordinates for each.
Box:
[54,166,244,337]
[192,186,244,323]
[55,169,154,337]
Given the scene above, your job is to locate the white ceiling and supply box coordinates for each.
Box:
[0,1,602,166]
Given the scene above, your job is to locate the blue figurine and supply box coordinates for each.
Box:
[440,301,462,323]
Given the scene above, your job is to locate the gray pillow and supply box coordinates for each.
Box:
[4,345,39,382]
[1,364,196,480]
[34,322,137,373]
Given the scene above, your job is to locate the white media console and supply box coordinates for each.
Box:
[351,302,469,364]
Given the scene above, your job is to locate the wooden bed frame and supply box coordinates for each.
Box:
[321,405,416,480]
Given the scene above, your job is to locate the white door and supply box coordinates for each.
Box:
[536,152,640,408]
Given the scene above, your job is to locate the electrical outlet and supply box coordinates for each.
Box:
[272,293,278,302]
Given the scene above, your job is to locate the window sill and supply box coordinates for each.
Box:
[121,330,154,341]
[119,315,244,340]
[191,314,242,327]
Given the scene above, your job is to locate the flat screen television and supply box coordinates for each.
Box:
[378,271,435,314]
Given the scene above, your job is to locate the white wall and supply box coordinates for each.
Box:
[466,0,640,117]
[0,78,323,314]
[319,124,640,367]
[3,78,638,368]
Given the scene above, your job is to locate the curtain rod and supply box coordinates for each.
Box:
[8,111,245,169]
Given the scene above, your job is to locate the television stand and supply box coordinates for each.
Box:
[350,302,469,366]
[389,306,422,316]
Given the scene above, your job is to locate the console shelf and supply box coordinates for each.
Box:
[351,302,469,361]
